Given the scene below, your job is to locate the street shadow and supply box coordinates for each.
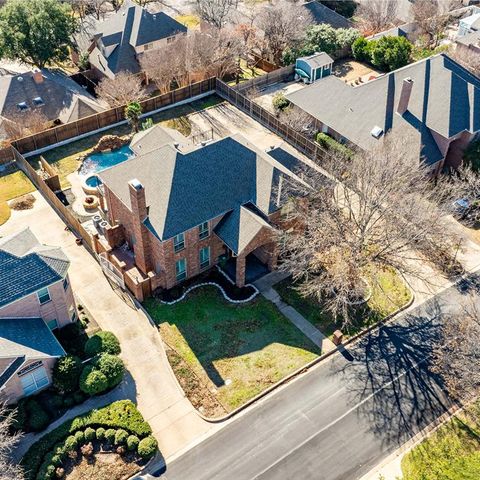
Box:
[332,299,453,449]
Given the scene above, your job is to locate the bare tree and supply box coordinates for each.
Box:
[450,47,480,78]
[411,0,448,47]
[356,0,398,34]
[256,0,312,65]
[95,71,146,107]
[195,0,236,29]
[2,109,50,141]
[431,297,480,400]
[279,133,462,328]
[278,106,315,135]
[0,404,24,480]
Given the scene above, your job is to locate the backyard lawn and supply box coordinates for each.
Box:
[275,266,412,339]
[143,287,320,417]
[402,401,480,480]
[0,168,35,225]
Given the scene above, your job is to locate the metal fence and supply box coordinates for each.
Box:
[216,78,330,164]
[2,77,216,157]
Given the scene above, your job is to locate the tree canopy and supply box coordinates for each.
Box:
[0,0,77,68]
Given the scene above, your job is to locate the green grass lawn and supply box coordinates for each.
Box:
[275,266,412,339]
[402,402,480,480]
[144,287,320,416]
[0,168,35,225]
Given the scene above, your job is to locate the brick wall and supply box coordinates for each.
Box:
[0,277,76,328]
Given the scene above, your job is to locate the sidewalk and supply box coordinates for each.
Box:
[1,192,217,461]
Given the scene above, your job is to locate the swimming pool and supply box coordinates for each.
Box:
[79,145,134,176]
[85,175,102,188]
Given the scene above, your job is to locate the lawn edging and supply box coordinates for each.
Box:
[195,283,415,423]
[136,276,413,424]
[158,267,259,305]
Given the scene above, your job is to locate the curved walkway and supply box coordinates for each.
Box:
[1,192,216,462]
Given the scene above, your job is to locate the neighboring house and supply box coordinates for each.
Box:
[0,69,106,138]
[458,6,480,36]
[0,228,76,403]
[369,22,420,43]
[287,53,480,172]
[455,29,480,55]
[295,52,334,83]
[301,1,352,29]
[74,0,187,80]
[93,126,307,299]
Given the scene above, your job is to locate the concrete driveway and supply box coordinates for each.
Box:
[0,192,217,460]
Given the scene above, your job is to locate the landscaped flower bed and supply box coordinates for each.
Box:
[21,400,157,480]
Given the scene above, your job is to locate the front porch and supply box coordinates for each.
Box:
[223,252,271,285]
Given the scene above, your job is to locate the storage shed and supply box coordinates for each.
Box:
[295,52,334,84]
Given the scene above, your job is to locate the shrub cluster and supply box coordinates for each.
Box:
[79,353,125,395]
[272,93,290,112]
[22,401,153,480]
[352,36,413,72]
[84,331,121,357]
[52,355,82,393]
[316,133,354,159]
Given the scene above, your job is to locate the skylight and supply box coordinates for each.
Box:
[17,102,28,111]
[33,96,44,106]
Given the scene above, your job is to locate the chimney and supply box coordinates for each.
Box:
[128,179,147,221]
[32,70,43,84]
[397,77,413,115]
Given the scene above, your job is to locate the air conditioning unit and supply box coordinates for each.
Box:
[371,126,384,139]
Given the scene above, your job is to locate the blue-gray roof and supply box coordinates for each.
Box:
[100,132,307,242]
[302,1,352,29]
[0,318,65,358]
[0,228,69,308]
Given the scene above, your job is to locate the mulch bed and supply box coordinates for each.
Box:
[153,268,256,303]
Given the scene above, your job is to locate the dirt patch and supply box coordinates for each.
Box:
[10,193,36,211]
[64,451,141,480]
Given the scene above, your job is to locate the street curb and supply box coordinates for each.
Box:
[194,282,416,423]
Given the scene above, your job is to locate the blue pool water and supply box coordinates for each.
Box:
[79,145,134,176]
[85,175,102,188]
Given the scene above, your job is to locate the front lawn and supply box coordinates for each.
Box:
[402,401,480,480]
[275,266,411,339]
[143,287,320,417]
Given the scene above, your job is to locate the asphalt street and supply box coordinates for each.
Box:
[158,279,474,480]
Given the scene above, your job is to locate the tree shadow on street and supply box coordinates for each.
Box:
[333,299,454,450]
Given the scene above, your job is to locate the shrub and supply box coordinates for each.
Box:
[27,399,50,432]
[114,428,129,445]
[116,445,126,456]
[84,427,95,442]
[79,366,109,396]
[84,331,121,357]
[371,36,412,72]
[64,435,77,452]
[80,442,93,457]
[464,140,480,171]
[352,37,371,63]
[137,436,158,460]
[53,356,82,393]
[316,133,354,159]
[50,454,62,467]
[73,391,86,404]
[62,396,75,408]
[22,400,152,480]
[55,467,65,479]
[272,93,290,112]
[94,354,125,388]
[96,427,106,440]
[74,430,85,445]
[126,435,139,451]
[105,428,116,444]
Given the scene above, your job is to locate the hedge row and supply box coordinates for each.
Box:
[22,400,152,480]
[316,133,354,159]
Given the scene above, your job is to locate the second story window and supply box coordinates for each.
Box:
[173,232,185,253]
[198,221,209,240]
[37,287,51,305]
[63,277,69,291]
[167,36,175,44]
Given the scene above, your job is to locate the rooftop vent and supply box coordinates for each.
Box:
[174,142,180,149]
[17,102,28,111]
[33,96,44,106]
[371,126,384,139]
[17,76,23,82]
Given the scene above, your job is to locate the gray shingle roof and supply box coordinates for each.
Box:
[0,69,105,125]
[0,318,65,358]
[99,129,307,242]
[456,29,480,48]
[302,1,352,29]
[298,52,334,69]
[0,228,69,308]
[88,1,187,78]
[0,356,25,388]
[215,204,273,255]
[287,54,480,165]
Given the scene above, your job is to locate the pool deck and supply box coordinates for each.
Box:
[68,170,100,217]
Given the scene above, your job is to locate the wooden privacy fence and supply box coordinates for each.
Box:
[4,77,216,156]
[12,147,95,252]
[234,65,295,92]
[216,78,330,164]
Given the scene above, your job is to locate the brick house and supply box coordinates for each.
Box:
[0,228,76,403]
[287,54,480,173]
[73,0,187,80]
[93,126,307,300]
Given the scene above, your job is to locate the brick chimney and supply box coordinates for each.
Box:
[32,70,44,84]
[397,77,413,115]
[128,179,151,274]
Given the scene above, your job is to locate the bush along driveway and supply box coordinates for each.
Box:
[143,287,321,418]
